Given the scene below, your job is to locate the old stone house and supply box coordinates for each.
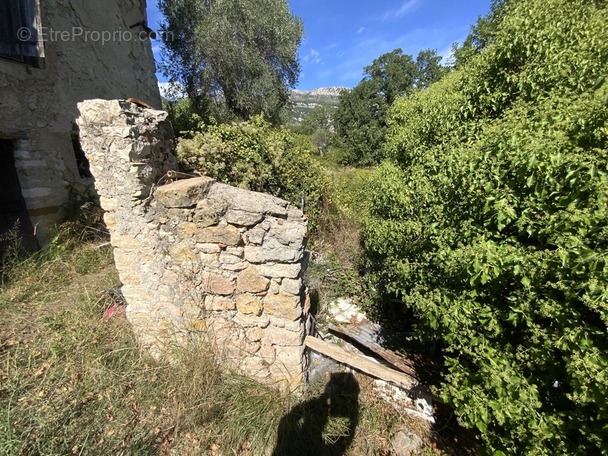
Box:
[0,0,160,247]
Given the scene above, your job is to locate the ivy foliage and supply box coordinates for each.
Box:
[364,0,608,453]
[177,117,325,230]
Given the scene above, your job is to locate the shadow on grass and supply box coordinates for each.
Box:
[272,372,360,456]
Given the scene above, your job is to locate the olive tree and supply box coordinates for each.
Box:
[159,0,303,124]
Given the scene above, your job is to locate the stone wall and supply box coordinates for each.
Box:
[0,0,160,243]
[77,99,309,391]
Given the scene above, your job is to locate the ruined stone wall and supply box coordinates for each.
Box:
[0,0,160,243]
[77,99,309,391]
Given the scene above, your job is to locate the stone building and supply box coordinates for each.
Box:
[0,0,160,246]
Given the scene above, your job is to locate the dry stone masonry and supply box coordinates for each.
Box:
[77,99,309,391]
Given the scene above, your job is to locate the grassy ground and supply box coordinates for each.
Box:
[0,227,426,455]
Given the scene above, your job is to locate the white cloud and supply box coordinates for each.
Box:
[382,0,419,21]
[303,49,322,65]
[357,27,365,34]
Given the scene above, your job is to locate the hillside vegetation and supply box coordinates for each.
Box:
[363,0,608,453]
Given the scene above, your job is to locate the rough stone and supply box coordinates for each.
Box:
[203,274,236,296]
[245,227,266,245]
[281,278,302,296]
[199,243,221,254]
[199,252,220,268]
[258,262,302,279]
[196,225,242,246]
[168,242,197,261]
[194,200,223,227]
[155,177,215,208]
[240,357,270,379]
[266,219,308,246]
[246,326,265,342]
[264,294,302,320]
[263,326,303,347]
[221,261,249,272]
[233,313,271,329]
[205,296,236,311]
[237,266,270,293]
[275,345,305,366]
[111,234,143,250]
[390,429,424,456]
[208,183,289,216]
[176,222,197,238]
[244,242,304,263]
[236,295,263,316]
[270,279,281,294]
[224,209,264,227]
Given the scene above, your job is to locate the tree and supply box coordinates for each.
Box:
[333,81,386,165]
[296,105,335,156]
[334,48,447,165]
[159,0,303,124]
[415,49,447,88]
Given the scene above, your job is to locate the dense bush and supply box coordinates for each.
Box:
[177,116,326,230]
[364,0,608,454]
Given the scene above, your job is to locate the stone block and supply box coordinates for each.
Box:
[208,183,288,216]
[246,326,264,342]
[205,296,236,311]
[203,273,236,296]
[154,177,215,208]
[168,242,197,261]
[226,246,244,257]
[199,252,220,268]
[240,357,270,379]
[233,312,271,328]
[221,261,249,272]
[194,200,222,227]
[199,243,221,254]
[269,316,303,332]
[219,251,243,265]
[196,225,242,246]
[281,278,302,296]
[176,222,197,238]
[237,266,270,293]
[263,325,303,347]
[244,241,304,263]
[275,345,305,366]
[236,294,263,316]
[245,227,266,245]
[266,219,308,246]
[270,279,281,294]
[258,262,302,278]
[264,294,302,320]
[224,209,264,227]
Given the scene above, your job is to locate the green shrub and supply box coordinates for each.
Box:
[364,0,608,454]
[176,116,326,231]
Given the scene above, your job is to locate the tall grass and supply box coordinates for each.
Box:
[0,223,408,455]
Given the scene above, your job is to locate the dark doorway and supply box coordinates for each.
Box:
[0,139,38,257]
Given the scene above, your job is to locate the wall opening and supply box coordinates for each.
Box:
[0,139,38,258]
[71,134,92,178]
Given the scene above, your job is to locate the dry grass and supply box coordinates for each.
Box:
[0,229,418,455]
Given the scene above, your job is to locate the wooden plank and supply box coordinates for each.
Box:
[305,336,418,390]
[328,323,419,380]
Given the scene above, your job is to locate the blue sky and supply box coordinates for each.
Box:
[146,0,491,90]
